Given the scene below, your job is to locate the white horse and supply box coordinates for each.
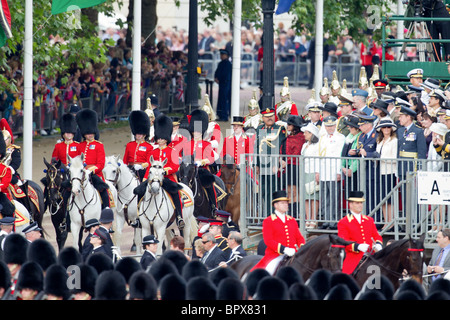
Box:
[67,154,102,250]
[138,157,196,256]
[103,155,141,253]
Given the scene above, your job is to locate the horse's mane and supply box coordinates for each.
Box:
[300,234,330,250]
[372,238,409,260]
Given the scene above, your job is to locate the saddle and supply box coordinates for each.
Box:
[8,183,40,213]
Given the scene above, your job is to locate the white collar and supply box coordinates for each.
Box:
[275,210,286,222]
[351,211,362,223]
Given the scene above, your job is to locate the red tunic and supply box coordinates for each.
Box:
[79,140,106,180]
[206,122,222,154]
[220,134,251,165]
[251,213,305,271]
[52,140,80,166]
[123,141,153,169]
[0,163,12,200]
[337,213,383,274]
[176,139,216,167]
[168,133,187,150]
[143,146,179,183]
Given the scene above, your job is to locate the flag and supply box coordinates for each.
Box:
[0,0,12,47]
[275,0,296,15]
[51,0,107,15]
[176,85,184,102]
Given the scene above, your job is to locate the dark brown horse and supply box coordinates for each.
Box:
[230,234,352,281]
[220,156,241,225]
[351,234,425,290]
[42,158,70,250]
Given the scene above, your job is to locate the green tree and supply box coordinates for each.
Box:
[0,0,124,91]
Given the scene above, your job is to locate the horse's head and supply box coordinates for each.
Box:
[147,156,167,195]
[103,155,120,185]
[220,155,239,184]
[403,234,425,283]
[68,154,91,196]
[326,234,352,272]
[178,155,197,187]
[43,157,65,205]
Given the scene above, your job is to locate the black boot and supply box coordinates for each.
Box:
[205,185,217,213]
[100,189,110,209]
[133,180,148,203]
[171,191,184,230]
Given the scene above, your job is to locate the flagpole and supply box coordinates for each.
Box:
[23,0,33,180]
[314,0,324,101]
[230,0,242,119]
[131,0,141,140]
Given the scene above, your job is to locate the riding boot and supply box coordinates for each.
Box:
[133,180,148,203]
[99,189,110,209]
[19,180,32,213]
[170,191,184,230]
[205,185,218,213]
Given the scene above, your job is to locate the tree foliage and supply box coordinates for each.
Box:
[198,0,393,43]
[0,0,124,91]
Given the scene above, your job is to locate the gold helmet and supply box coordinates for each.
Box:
[280,76,291,99]
[341,79,348,94]
[370,65,380,83]
[308,88,316,104]
[367,82,377,106]
[330,70,341,91]
[359,67,369,89]
[200,94,216,121]
[145,97,155,122]
[248,89,260,111]
[320,77,330,96]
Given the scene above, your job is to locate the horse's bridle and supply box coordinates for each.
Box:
[69,169,99,227]
[222,165,240,196]
[46,164,64,214]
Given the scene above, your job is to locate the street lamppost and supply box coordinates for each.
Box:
[261,0,276,111]
[186,0,199,113]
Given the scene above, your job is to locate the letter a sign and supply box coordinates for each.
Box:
[417,171,450,205]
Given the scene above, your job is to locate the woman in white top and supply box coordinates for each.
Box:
[301,123,320,229]
[375,118,398,231]
[428,122,449,234]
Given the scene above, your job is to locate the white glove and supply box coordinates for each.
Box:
[195,160,203,167]
[134,164,143,170]
[357,243,370,253]
[283,247,296,257]
[373,243,383,252]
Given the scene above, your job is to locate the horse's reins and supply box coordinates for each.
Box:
[106,165,137,225]
[46,166,64,215]
[69,171,100,227]
[223,166,240,196]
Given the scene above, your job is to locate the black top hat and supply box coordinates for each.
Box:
[154,114,173,144]
[76,109,98,137]
[343,115,360,129]
[272,190,290,205]
[320,102,338,117]
[286,115,305,128]
[231,116,245,125]
[347,191,365,202]
[129,110,151,137]
[60,113,78,136]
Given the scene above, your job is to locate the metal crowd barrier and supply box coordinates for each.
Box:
[199,51,361,87]
[239,153,449,250]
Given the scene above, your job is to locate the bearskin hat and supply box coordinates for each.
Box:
[44,264,71,300]
[129,110,150,137]
[71,264,98,298]
[94,270,127,300]
[186,276,216,300]
[0,261,11,291]
[60,113,78,136]
[128,271,157,300]
[188,109,209,136]
[114,257,142,284]
[159,273,186,300]
[16,261,44,293]
[57,246,82,270]
[76,109,98,137]
[153,114,173,144]
[27,238,57,272]
[3,233,28,265]
[86,252,114,275]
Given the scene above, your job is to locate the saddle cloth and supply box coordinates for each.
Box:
[167,189,194,209]
[0,209,30,227]
[107,189,116,208]
[8,184,40,214]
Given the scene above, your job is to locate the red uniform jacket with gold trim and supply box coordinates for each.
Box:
[78,140,105,180]
[0,163,12,199]
[123,141,154,168]
[337,213,383,274]
[176,140,216,166]
[143,146,179,183]
[220,134,252,165]
[52,141,80,166]
[251,213,305,271]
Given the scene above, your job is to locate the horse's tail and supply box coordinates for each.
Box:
[26,180,47,235]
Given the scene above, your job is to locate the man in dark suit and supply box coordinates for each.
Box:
[200,232,228,270]
[227,231,247,264]
[426,229,450,282]
[198,29,215,58]
[214,49,232,121]
[81,218,100,261]
[356,114,379,218]
[99,208,115,257]
[140,235,159,270]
